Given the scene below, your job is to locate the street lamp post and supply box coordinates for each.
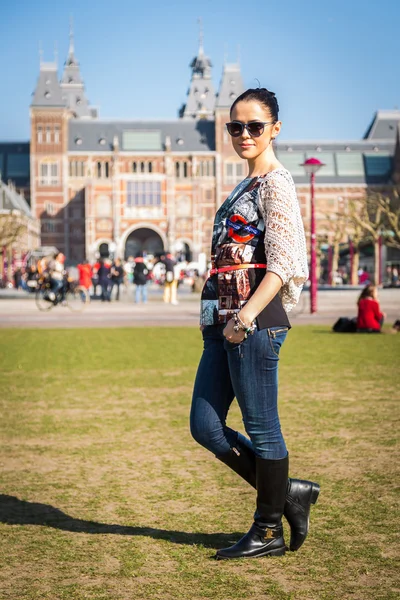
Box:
[301,158,325,313]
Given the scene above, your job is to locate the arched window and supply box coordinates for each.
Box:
[148,162,153,173]
[183,162,188,178]
[140,162,145,173]
[175,162,180,178]
[132,162,137,173]
[105,162,109,178]
[97,162,102,178]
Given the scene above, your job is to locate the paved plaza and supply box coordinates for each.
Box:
[0,285,398,328]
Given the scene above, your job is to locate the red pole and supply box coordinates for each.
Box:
[328,244,333,285]
[349,236,354,284]
[310,173,317,313]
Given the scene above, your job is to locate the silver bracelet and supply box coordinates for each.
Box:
[233,313,256,338]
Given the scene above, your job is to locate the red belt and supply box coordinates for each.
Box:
[209,263,267,276]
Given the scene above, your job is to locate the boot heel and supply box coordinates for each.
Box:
[268,547,286,557]
[309,483,320,505]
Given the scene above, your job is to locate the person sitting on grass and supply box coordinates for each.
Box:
[357,284,386,333]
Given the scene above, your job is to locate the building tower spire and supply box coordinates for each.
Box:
[68,16,75,59]
[179,20,216,119]
[61,20,97,118]
[198,17,204,55]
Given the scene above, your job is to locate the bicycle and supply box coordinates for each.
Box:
[35,277,90,312]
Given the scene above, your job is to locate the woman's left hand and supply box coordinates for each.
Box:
[223,318,246,343]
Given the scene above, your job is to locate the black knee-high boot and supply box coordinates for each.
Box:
[216,440,320,551]
[216,455,288,560]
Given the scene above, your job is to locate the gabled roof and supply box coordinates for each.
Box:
[31,63,66,108]
[363,110,400,140]
[68,119,216,152]
[0,178,33,218]
[216,63,244,108]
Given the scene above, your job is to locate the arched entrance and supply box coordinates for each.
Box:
[99,243,110,258]
[124,227,164,259]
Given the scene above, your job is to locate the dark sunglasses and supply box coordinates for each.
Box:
[226,120,275,138]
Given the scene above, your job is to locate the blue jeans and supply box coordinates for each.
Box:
[51,279,64,297]
[190,325,288,460]
[135,284,147,303]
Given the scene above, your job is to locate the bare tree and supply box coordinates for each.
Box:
[348,194,386,285]
[323,207,348,286]
[372,188,400,251]
[0,211,26,280]
[347,200,367,285]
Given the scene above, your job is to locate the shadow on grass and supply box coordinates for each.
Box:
[0,495,241,549]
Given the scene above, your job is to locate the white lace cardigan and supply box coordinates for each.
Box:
[258,168,309,313]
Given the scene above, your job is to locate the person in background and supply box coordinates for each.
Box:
[13,268,22,290]
[77,259,93,292]
[161,251,179,305]
[48,252,66,301]
[359,266,371,285]
[133,253,149,303]
[111,258,124,301]
[124,256,134,288]
[392,266,399,287]
[92,258,101,298]
[357,284,386,333]
[97,259,112,302]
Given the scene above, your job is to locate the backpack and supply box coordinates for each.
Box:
[332,317,357,333]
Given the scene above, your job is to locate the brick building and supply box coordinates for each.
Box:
[27,28,400,266]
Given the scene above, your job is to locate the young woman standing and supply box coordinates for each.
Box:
[190,88,320,560]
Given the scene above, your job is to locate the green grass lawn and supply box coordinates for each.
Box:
[0,327,399,600]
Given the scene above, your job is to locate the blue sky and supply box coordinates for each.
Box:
[1,0,399,141]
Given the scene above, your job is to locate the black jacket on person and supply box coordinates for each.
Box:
[133,259,149,286]
[98,264,111,284]
[111,264,124,283]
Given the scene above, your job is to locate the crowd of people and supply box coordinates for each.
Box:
[12,252,205,304]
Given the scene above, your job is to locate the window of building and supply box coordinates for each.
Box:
[199,160,214,177]
[40,161,59,186]
[127,181,161,207]
[37,125,43,144]
[277,152,306,176]
[45,126,51,143]
[97,162,102,178]
[140,161,145,173]
[69,161,85,177]
[43,221,56,233]
[105,162,109,178]
[132,162,137,173]
[175,161,189,179]
[225,161,244,184]
[336,153,364,177]
[364,153,392,178]
[54,125,60,144]
[45,201,55,215]
[122,130,162,151]
[7,154,30,178]
[148,162,153,173]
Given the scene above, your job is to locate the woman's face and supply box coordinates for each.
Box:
[229,100,281,161]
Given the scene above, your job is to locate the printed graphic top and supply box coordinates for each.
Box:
[200,168,309,328]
